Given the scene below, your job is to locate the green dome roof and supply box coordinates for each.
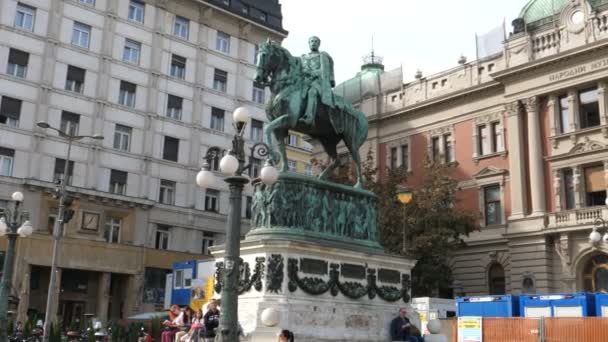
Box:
[519,0,569,24]
[520,0,608,25]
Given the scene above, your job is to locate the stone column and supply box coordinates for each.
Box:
[124,272,144,317]
[553,169,562,212]
[573,166,582,209]
[604,160,608,201]
[46,268,62,325]
[567,90,578,132]
[547,95,557,136]
[96,273,111,323]
[525,96,546,215]
[506,101,527,219]
[16,267,30,323]
[599,82,608,126]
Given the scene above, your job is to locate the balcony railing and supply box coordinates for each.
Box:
[548,207,607,228]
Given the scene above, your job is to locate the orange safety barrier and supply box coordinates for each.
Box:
[544,317,608,342]
[481,318,539,342]
[446,317,608,342]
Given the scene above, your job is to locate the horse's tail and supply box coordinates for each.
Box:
[344,105,368,150]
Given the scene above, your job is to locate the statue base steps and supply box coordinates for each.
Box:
[211,237,417,341]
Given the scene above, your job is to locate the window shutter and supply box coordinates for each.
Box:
[585,166,605,192]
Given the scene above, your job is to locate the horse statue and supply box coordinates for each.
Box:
[254,40,369,189]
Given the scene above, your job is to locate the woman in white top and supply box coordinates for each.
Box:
[180,308,204,342]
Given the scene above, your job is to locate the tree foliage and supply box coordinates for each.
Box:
[313,149,478,297]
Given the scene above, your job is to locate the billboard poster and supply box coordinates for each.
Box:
[190,277,215,312]
[458,316,482,342]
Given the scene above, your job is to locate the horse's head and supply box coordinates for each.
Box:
[254,39,288,85]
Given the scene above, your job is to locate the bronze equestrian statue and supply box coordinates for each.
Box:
[254,37,369,189]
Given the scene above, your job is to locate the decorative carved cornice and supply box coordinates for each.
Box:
[429,125,455,137]
[569,137,606,154]
[505,101,520,117]
[472,166,508,179]
[474,112,502,125]
[524,96,538,113]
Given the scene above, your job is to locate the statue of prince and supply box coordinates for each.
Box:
[254,36,368,188]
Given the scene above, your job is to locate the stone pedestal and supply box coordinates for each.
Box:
[212,238,416,342]
[211,173,417,341]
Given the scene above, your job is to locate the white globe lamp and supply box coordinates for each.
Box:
[196,168,216,188]
[11,191,24,202]
[590,230,602,244]
[260,162,279,185]
[603,233,608,243]
[233,107,250,124]
[17,220,33,237]
[220,154,239,175]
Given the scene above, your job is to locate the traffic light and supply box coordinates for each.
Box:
[63,196,75,224]
[64,209,75,224]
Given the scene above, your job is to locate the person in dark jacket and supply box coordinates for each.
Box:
[203,300,220,341]
[390,308,420,342]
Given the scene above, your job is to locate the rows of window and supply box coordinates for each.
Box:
[389,144,409,170]
[558,164,607,210]
[13,1,258,60]
[1,94,264,151]
[9,4,265,101]
[556,87,601,134]
[4,46,264,109]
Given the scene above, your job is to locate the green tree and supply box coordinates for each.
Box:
[314,149,478,297]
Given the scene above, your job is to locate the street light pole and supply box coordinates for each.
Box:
[37,122,103,341]
[396,187,413,252]
[0,192,34,340]
[196,107,278,342]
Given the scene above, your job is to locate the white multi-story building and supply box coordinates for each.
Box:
[0,0,286,325]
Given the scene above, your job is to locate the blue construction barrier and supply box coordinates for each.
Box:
[519,293,595,317]
[456,295,519,317]
[595,293,608,317]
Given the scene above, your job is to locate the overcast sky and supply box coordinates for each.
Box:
[280,0,525,83]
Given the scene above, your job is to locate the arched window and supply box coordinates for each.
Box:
[583,254,608,292]
[488,263,506,295]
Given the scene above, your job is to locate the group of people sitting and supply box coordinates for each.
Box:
[160,299,220,342]
[159,299,295,342]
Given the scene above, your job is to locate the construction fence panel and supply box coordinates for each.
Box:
[482,318,539,342]
[544,317,608,342]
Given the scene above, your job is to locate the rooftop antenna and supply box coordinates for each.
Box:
[363,34,383,66]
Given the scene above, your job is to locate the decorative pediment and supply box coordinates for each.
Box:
[569,137,606,154]
[473,166,508,179]
[474,111,502,125]
[429,125,454,137]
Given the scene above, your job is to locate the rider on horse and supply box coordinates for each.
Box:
[299,36,339,127]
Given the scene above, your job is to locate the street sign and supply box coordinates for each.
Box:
[458,316,482,342]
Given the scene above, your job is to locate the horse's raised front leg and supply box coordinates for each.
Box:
[264,114,292,167]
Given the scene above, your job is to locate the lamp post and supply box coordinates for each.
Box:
[0,191,34,339]
[195,107,278,342]
[588,198,608,245]
[396,186,413,252]
[36,121,103,341]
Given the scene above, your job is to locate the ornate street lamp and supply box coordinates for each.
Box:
[589,197,608,245]
[396,186,413,252]
[195,107,278,341]
[37,121,103,342]
[0,191,34,339]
